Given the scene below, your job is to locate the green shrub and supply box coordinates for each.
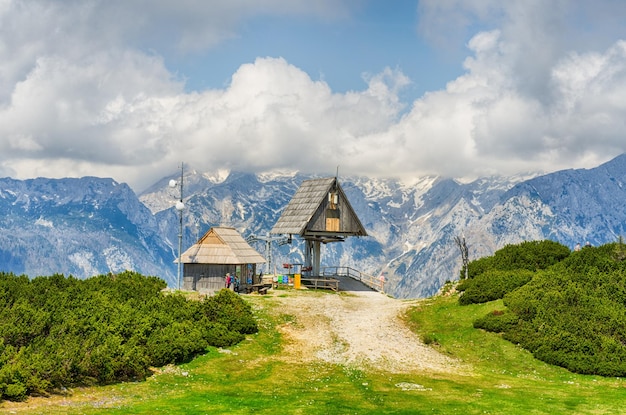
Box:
[459,269,534,305]
[147,321,208,367]
[200,289,258,335]
[473,309,520,332]
[473,243,626,377]
[4,382,27,401]
[465,256,494,280]
[0,298,50,348]
[464,240,570,279]
[203,322,245,347]
[455,278,471,292]
[0,272,258,401]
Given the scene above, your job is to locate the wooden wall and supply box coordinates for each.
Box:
[182,263,260,293]
[307,192,364,235]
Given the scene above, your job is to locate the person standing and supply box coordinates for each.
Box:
[225,273,232,289]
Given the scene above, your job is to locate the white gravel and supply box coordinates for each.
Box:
[268,289,463,374]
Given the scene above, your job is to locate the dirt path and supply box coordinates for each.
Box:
[267,288,462,374]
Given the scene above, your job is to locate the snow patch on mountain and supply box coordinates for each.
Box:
[35,217,53,228]
[103,246,134,272]
[257,169,299,183]
[203,169,231,184]
[69,251,99,277]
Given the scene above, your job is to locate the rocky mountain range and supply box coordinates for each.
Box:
[0,177,172,281]
[1,154,625,298]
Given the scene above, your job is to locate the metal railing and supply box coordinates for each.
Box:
[320,266,384,292]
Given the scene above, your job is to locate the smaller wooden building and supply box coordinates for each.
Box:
[178,226,266,293]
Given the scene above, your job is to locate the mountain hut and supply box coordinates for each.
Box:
[178,226,266,293]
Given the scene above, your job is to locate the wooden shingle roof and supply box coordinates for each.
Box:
[179,226,266,265]
[270,177,367,238]
[270,177,335,235]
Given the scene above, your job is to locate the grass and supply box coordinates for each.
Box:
[2,290,626,414]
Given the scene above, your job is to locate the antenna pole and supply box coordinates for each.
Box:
[177,162,184,290]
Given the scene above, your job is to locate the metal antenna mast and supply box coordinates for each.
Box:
[169,162,185,290]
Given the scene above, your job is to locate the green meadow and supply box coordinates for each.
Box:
[3,289,625,415]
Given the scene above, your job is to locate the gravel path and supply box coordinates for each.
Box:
[268,287,462,374]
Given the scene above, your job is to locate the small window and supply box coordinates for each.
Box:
[328,192,339,209]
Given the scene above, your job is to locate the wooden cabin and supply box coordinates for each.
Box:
[270,177,367,275]
[178,226,266,293]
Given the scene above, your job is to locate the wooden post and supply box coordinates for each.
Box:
[305,239,313,274]
[313,240,321,276]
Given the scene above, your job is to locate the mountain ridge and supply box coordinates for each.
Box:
[1,154,625,298]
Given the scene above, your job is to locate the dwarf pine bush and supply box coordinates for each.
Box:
[0,271,257,401]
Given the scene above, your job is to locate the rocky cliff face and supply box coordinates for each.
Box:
[0,177,174,284]
[1,154,625,298]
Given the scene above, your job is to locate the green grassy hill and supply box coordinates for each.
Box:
[3,286,626,414]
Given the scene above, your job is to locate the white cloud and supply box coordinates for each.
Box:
[372,47,624,181]
[176,57,406,177]
[0,0,625,191]
[0,51,182,162]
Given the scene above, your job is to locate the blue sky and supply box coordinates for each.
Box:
[1,0,626,191]
[173,1,457,100]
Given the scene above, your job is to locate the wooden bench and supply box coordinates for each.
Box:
[245,283,271,294]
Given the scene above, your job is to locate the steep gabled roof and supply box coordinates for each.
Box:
[270,177,335,235]
[270,177,366,237]
[179,226,266,265]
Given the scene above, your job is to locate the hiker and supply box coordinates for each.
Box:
[225,273,232,289]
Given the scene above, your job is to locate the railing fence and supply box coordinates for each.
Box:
[320,266,384,292]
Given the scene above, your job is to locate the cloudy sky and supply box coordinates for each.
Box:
[1,0,626,192]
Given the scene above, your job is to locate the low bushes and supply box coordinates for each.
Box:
[473,243,626,377]
[458,240,570,304]
[0,271,257,401]
[473,309,521,333]
[464,240,570,279]
[458,269,534,305]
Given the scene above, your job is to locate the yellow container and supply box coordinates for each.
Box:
[294,273,301,289]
